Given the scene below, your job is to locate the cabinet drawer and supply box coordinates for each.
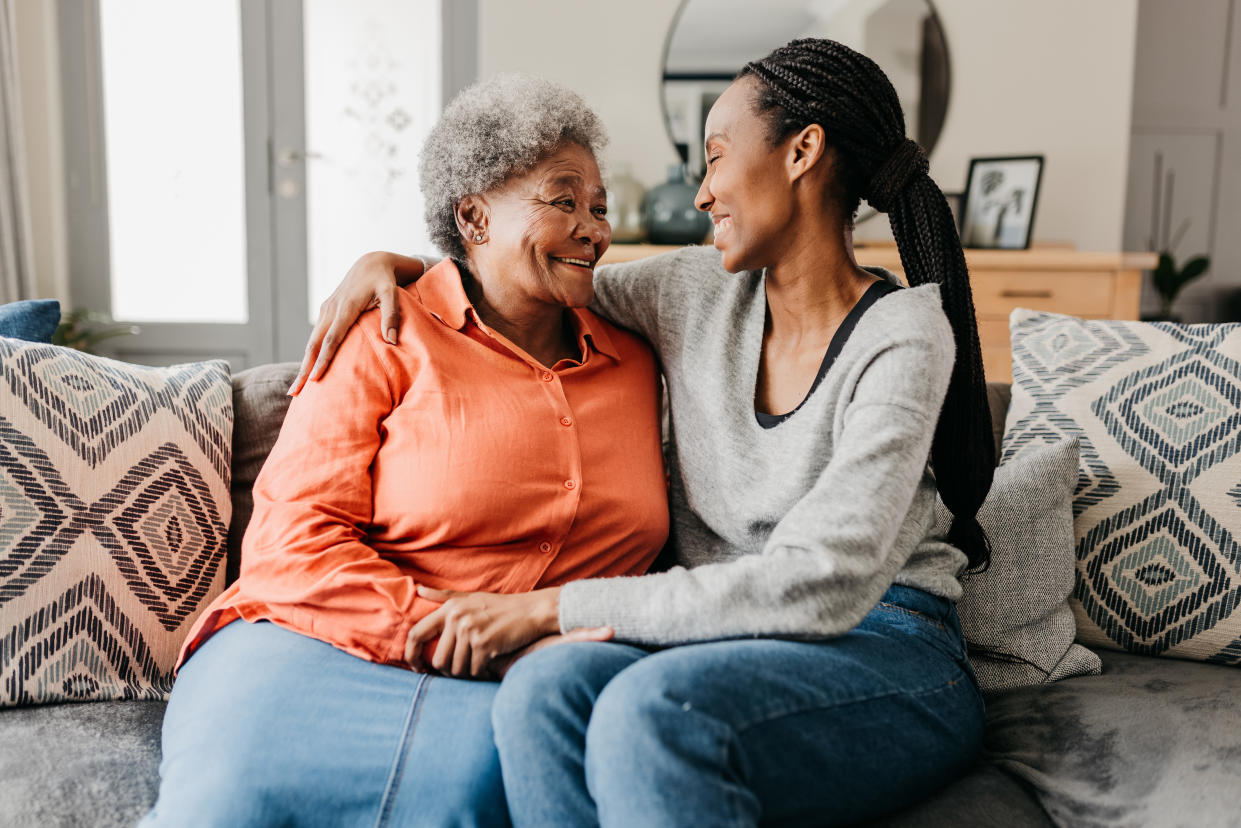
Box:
[972,271,1113,317]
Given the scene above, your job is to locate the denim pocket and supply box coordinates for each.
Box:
[869,598,968,665]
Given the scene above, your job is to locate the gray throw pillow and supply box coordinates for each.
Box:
[937,439,1102,693]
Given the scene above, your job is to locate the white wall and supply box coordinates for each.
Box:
[892,0,1139,251]
[13,0,68,303]
[478,0,1140,252]
[477,0,683,189]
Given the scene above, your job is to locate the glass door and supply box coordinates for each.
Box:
[58,0,464,370]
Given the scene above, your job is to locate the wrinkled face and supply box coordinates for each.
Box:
[695,77,797,273]
[475,142,611,309]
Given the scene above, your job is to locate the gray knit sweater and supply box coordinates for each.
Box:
[557,245,968,645]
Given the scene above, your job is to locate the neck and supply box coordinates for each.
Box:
[461,267,574,367]
[763,211,875,341]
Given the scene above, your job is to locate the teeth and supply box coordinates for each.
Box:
[552,257,594,267]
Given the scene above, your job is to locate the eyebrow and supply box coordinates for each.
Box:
[704,131,725,145]
[545,174,606,199]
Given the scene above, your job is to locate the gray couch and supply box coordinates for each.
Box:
[3,366,1240,827]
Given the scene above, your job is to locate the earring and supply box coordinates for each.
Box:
[473,232,485,243]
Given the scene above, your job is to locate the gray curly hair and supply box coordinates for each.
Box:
[419,73,609,261]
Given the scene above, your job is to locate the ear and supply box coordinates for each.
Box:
[786,124,827,184]
[455,195,490,245]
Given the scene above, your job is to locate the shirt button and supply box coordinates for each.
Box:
[560,417,572,427]
[539,541,552,553]
[541,371,553,382]
[564,479,576,490]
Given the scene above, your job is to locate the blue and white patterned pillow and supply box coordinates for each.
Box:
[0,337,232,706]
[1002,309,1241,666]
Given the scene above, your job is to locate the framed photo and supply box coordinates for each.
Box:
[959,156,1044,249]
[942,192,962,231]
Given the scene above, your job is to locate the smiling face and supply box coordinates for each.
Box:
[466,141,611,310]
[695,77,801,273]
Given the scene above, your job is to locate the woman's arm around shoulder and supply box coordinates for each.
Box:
[590,245,724,344]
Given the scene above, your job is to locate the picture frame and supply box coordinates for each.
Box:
[959,155,1044,249]
[942,192,962,231]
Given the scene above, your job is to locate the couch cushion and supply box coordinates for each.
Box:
[1003,311,1241,666]
[0,700,163,827]
[987,381,1011,458]
[227,362,298,585]
[984,648,1241,826]
[867,764,1051,827]
[0,299,60,343]
[0,338,232,707]
[942,439,1102,693]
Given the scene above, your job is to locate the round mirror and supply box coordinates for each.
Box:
[661,0,950,219]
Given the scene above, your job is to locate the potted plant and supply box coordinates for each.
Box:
[52,309,140,354]
[1151,250,1210,322]
[1144,154,1211,322]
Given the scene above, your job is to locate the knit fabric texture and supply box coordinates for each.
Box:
[559,246,967,645]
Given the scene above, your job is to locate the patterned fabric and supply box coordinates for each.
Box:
[1002,310,1241,665]
[0,337,231,706]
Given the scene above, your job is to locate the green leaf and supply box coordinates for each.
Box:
[1152,252,1178,299]
[1180,256,1210,281]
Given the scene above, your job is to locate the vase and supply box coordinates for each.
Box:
[642,164,712,245]
[606,163,647,243]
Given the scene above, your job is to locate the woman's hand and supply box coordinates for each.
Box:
[289,251,431,395]
[405,586,565,678]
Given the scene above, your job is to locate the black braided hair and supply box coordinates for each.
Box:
[739,38,995,571]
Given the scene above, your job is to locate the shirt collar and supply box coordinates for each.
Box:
[415,258,620,361]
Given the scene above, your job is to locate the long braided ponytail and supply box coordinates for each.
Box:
[740,38,995,570]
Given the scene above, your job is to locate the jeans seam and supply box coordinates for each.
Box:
[374,673,429,828]
[729,670,976,735]
[874,601,947,630]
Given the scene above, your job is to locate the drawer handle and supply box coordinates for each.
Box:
[1000,289,1053,299]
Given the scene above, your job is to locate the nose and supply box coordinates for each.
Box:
[694,173,713,213]
[576,210,609,248]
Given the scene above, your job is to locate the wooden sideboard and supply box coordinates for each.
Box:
[599,244,1157,383]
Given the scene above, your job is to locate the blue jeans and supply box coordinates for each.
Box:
[491,585,984,827]
[141,620,510,828]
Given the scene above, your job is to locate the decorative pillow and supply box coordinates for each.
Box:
[937,439,1102,693]
[226,362,298,585]
[1002,309,1241,666]
[0,299,61,343]
[0,336,232,706]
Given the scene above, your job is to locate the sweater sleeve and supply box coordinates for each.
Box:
[590,246,717,344]
[557,329,955,645]
[235,321,430,665]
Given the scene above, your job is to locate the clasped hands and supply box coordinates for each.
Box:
[405,585,612,680]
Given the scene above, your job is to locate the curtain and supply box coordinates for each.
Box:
[0,0,35,304]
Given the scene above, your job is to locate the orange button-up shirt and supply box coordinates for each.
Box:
[179,260,669,668]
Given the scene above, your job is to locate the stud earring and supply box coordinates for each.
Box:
[473,233,485,243]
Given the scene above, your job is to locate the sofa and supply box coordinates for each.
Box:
[2,360,1240,828]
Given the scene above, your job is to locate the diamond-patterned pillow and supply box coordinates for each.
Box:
[0,337,232,706]
[1002,310,1241,666]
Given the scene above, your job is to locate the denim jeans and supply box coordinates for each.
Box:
[491,585,984,827]
[141,620,510,828]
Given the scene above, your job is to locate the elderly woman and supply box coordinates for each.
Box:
[141,74,668,828]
